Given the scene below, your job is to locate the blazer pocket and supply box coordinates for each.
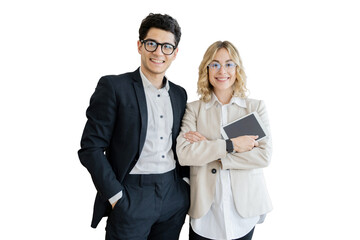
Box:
[112,188,128,212]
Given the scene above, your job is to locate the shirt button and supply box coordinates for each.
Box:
[161,155,165,158]
[157,94,160,97]
[160,137,163,140]
[160,115,163,118]
[211,169,217,174]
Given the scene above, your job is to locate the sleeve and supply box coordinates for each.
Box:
[78,76,123,199]
[221,100,273,170]
[109,191,123,204]
[176,103,228,167]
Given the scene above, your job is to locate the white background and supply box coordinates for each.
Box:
[1,0,360,239]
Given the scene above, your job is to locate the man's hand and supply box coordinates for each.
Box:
[111,201,118,209]
[231,135,259,153]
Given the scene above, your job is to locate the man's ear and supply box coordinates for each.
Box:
[172,47,179,59]
[137,40,142,54]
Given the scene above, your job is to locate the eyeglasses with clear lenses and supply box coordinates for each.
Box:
[207,62,237,72]
[140,39,176,55]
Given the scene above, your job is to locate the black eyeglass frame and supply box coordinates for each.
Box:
[140,39,177,55]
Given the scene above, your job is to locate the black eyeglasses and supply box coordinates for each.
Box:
[140,39,176,55]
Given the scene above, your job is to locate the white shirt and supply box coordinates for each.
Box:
[191,94,262,240]
[130,68,175,174]
[109,68,175,204]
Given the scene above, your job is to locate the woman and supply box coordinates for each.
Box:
[176,41,272,240]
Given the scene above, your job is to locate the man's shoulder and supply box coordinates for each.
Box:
[99,69,139,86]
[168,80,187,97]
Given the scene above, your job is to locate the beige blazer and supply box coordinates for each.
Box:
[176,98,273,219]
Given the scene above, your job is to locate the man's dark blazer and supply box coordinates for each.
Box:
[78,68,188,228]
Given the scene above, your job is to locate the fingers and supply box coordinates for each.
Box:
[183,131,206,143]
[183,131,198,143]
[249,135,259,140]
[192,131,204,139]
[250,135,259,148]
[232,135,259,153]
[251,136,259,148]
[246,135,259,148]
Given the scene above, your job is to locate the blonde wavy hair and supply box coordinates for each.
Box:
[197,41,248,102]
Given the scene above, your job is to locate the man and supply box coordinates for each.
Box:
[78,13,189,240]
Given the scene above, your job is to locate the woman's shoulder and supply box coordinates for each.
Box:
[187,99,202,107]
[242,98,269,113]
[185,100,206,114]
[244,97,265,107]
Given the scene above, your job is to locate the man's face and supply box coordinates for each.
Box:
[138,28,178,81]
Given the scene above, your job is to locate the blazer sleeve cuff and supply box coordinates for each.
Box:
[109,191,123,205]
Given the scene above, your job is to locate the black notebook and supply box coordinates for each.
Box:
[220,112,267,141]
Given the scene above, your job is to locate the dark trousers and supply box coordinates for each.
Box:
[189,225,255,240]
[105,170,190,240]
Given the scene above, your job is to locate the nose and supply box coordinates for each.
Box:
[218,65,227,74]
[153,45,164,55]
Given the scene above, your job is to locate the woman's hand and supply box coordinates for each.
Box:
[183,131,207,143]
[231,135,259,153]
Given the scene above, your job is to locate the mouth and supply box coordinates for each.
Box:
[215,77,229,82]
[150,58,165,64]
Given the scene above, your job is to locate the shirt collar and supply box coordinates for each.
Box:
[205,92,247,110]
[139,67,170,91]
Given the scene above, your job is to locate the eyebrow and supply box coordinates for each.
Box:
[211,59,234,63]
[144,38,175,45]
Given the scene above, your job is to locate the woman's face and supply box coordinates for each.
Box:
[208,48,237,96]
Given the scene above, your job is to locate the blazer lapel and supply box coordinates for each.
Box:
[131,69,148,154]
[168,84,180,138]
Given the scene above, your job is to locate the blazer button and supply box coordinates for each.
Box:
[211,168,217,174]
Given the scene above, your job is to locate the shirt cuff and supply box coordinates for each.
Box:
[109,191,123,205]
[182,177,190,185]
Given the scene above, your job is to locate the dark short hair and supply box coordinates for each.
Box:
[139,13,181,47]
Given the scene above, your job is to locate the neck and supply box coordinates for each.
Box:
[141,68,165,89]
[214,89,233,105]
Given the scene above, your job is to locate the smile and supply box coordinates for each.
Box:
[215,77,229,82]
[150,58,165,64]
